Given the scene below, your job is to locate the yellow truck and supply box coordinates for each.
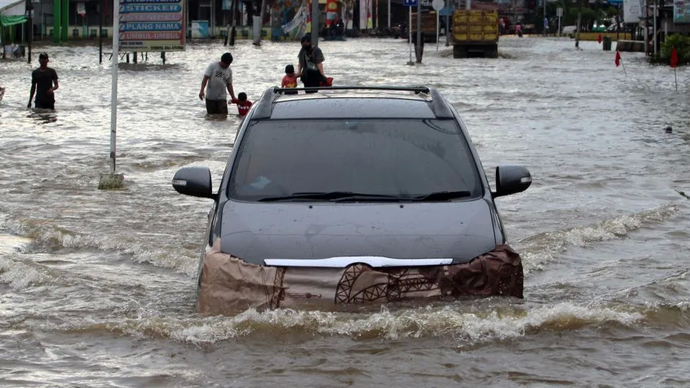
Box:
[452,8,499,58]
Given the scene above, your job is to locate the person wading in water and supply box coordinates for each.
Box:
[28,52,59,110]
[296,36,326,93]
[199,52,237,115]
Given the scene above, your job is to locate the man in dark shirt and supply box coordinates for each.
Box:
[296,36,326,93]
[28,52,59,110]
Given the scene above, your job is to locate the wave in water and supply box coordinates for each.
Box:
[2,217,199,277]
[518,205,679,274]
[22,301,649,346]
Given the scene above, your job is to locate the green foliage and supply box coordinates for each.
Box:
[661,34,690,66]
[566,8,599,25]
[606,6,620,17]
[560,0,614,27]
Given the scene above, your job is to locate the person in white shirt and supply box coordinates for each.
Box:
[199,52,237,115]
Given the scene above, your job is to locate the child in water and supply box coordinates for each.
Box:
[282,64,298,95]
[231,92,253,117]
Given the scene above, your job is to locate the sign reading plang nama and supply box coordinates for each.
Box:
[119,0,186,52]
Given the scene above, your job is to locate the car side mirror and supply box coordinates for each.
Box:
[493,165,532,198]
[172,166,214,199]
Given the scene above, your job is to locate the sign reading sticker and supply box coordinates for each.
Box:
[119,0,186,51]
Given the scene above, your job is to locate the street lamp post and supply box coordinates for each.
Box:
[311,0,319,47]
[388,0,391,29]
[26,0,33,63]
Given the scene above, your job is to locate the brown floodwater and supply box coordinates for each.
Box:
[1,37,689,387]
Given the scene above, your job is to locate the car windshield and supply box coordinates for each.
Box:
[227,118,483,201]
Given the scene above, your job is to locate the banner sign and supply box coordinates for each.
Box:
[119,0,186,51]
[675,0,690,23]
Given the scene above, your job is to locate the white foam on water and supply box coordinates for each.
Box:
[4,217,199,277]
[519,205,679,274]
[0,223,50,289]
[9,204,678,283]
[0,234,32,255]
[0,256,51,289]
[42,301,643,346]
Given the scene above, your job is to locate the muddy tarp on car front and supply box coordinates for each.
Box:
[197,239,524,315]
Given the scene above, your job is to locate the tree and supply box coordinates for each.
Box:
[661,34,690,66]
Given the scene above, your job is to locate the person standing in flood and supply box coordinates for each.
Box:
[296,36,326,92]
[199,52,236,115]
[28,52,59,110]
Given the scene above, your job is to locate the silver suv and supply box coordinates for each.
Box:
[172,86,531,314]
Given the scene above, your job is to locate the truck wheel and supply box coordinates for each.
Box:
[487,45,499,58]
[453,45,467,59]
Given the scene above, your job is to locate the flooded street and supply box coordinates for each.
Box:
[1,37,690,386]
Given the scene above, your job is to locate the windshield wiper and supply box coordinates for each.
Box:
[257,191,403,202]
[257,191,473,202]
[408,191,472,202]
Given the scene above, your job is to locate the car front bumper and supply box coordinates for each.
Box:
[197,240,524,315]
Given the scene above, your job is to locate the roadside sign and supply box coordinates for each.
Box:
[403,0,418,7]
[119,0,186,52]
[433,0,443,51]
[623,0,643,24]
[557,7,563,17]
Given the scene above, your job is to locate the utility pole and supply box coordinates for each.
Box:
[60,0,68,42]
[229,0,237,45]
[99,0,103,63]
[53,0,60,44]
[388,0,391,29]
[311,0,319,47]
[652,0,657,57]
[408,0,413,65]
[253,0,266,45]
[415,0,421,62]
[575,0,582,48]
[210,0,215,38]
[644,0,649,56]
[27,0,33,63]
[543,0,546,36]
[445,0,450,47]
[224,0,230,45]
[98,0,125,190]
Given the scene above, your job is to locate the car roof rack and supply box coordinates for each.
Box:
[252,85,454,119]
[276,85,431,93]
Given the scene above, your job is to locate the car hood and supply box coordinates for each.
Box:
[219,200,498,266]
